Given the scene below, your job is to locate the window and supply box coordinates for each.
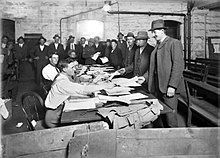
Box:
[76,20,104,39]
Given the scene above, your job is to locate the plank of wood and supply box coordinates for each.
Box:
[178,96,219,125]
[16,149,66,158]
[68,130,116,158]
[184,77,220,95]
[68,128,220,158]
[2,121,106,158]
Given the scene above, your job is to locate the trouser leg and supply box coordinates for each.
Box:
[162,94,179,127]
[45,104,64,128]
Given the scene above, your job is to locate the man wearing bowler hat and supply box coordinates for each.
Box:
[148,19,185,127]
[118,31,154,88]
[123,32,138,78]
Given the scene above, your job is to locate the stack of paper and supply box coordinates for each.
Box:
[105,87,133,95]
[63,98,99,112]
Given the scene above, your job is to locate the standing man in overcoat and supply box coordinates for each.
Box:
[148,19,185,127]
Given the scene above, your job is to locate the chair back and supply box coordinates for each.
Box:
[21,91,46,130]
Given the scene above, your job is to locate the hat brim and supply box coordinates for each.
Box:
[149,27,167,31]
[135,36,148,40]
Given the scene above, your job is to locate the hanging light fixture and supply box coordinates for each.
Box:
[102,1,112,12]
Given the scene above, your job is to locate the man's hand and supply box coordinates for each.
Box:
[117,68,126,75]
[136,76,145,84]
[167,87,175,97]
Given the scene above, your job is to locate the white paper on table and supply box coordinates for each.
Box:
[100,57,109,64]
[111,77,141,87]
[63,98,99,112]
[109,71,120,80]
[120,93,148,101]
[91,52,100,61]
[105,87,133,95]
[98,95,131,104]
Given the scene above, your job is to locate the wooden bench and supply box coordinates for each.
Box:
[179,73,219,127]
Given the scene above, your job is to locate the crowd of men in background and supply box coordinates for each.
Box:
[1,19,185,128]
[1,31,142,97]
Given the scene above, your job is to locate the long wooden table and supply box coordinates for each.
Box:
[60,87,174,125]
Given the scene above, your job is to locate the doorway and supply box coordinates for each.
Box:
[2,19,15,41]
[164,20,181,40]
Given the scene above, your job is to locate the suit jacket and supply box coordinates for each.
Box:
[124,44,138,67]
[108,47,123,69]
[48,43,65,59]
[95,43,105,64]
[117,40,127,62]
[82,45,96,65]
[14,43,29,61]
[31,45,50,69]
[65,43,83,63]
[148,36,184,94]
[125,44,154,81]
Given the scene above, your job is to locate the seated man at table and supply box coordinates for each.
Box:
[44,59,113,128]
[42,53,60,81]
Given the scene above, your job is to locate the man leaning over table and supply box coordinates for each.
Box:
[44,59,113,128]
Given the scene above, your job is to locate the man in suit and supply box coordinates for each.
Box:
[31,36,50,85]
[148,19,185,127]
[49,34,65,59]
[123,32,138,78]
[76,37,87,64]
[117,32,127,62]
[14,36,34,81]
[94,36,105,64]
[118,31,154,88]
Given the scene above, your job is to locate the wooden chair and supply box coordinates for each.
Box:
[21,91,46,131]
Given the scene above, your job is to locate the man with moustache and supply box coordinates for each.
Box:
[148,19,185,127]
[118,31,154,89]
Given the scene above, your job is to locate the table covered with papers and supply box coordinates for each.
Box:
[60,65,174,129]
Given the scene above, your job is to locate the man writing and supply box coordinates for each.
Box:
[148,19,185,127]
[44,59,113,128]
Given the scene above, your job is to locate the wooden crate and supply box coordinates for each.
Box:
[1,121,107,158]
[68,127,220,158]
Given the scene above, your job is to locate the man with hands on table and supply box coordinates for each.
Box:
[118,31,154,86]
[44,59,114,128]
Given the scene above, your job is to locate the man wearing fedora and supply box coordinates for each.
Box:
[118,31,154,87]
[148,19,185,127]
[49,34,65,60]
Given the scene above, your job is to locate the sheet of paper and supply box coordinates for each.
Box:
[100,57,109,64]
[120,93,148,101]
[63,98,98,112]
[109,71,120,80]
[105,87,133,95]
[91,52,100,61]
[111,77,141,87]
[98,95,131,104]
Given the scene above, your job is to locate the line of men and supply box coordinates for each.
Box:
[1,19,184,128]
[43,19,185,128]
